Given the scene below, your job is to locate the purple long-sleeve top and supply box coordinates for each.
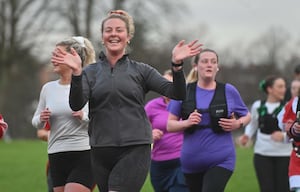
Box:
[168,83,249,173]
[145,97,184,161]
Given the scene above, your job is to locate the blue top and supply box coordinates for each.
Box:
[167,83,249,173]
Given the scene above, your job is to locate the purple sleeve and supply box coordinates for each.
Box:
[225,84,249,117]
[145,100,154,122]
[167,99,182,117]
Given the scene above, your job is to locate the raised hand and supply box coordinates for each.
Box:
[51,47,82,76]
[172,40,203,64]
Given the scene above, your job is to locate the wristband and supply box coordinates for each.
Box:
[171,62,183,67]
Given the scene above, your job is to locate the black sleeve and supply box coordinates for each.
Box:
[171,68,186,100]
[69,74,88,111]
[144,64,186,100]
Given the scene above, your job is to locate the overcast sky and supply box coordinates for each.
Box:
[183,0,300,48]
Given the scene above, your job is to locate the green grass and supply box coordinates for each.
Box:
[0,140,258,192]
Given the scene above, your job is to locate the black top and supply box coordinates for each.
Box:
[69,53,186,147]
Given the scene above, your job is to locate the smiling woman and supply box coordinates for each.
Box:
[101,10,135,65]
[32,36,96,192]
[51,9,203,192]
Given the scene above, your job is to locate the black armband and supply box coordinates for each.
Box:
[171,62,183,67]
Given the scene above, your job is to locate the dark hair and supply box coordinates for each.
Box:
[193,49,218,65]
[259,75,282,94]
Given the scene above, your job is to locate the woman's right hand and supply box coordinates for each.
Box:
[40,108,51,123]
[284,119,294,131]
[186,110,202,128]
[51,47,82,76]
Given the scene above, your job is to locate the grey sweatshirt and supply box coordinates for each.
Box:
[70,53,186,147]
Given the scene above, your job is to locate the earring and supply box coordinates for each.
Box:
[127,40,130,44]
[101,41,104,45]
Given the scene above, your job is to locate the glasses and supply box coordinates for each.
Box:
[109,10,126,16]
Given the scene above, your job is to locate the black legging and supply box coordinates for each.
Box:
[254,154,290,192]
[91,144,151,192]
[184,166,233,192]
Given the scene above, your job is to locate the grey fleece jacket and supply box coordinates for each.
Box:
[69,53,186,147]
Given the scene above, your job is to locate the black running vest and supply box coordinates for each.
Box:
[257,100,284,134]
[181,82,228,134]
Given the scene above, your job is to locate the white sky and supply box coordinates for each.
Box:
[184,0,300,48]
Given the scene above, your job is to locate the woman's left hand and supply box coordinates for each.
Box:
[72,110,84,120]
[219,117,241,132]
[172,40,203,64]
[271,131,284,142]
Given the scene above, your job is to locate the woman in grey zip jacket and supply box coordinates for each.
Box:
[51,9,203,192]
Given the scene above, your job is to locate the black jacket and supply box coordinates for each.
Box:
[69,53,186,147]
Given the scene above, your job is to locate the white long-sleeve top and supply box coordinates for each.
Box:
[244,100,291,156]
[32,80,90,154]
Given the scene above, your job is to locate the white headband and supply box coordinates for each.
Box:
[72,36,86,47]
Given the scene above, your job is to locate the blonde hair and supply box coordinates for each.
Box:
[56,37,96,66]
[186,67,198,83]
[186,57,198,83]
[163,69,172,76]
[101,10,135,38]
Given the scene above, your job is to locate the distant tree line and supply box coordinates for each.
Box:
[0,0,299,138]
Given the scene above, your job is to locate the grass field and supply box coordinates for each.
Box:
[0,140,259,192]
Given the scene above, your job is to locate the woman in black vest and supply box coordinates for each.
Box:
[167,49,251,192]
[239,75,291,192]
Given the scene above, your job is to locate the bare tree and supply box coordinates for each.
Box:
[0,0,52,138]
[0,0,206,138]
[245,27,290,67]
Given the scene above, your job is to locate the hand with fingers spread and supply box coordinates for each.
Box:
[172,40,203,64]
[51,47,82,76]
